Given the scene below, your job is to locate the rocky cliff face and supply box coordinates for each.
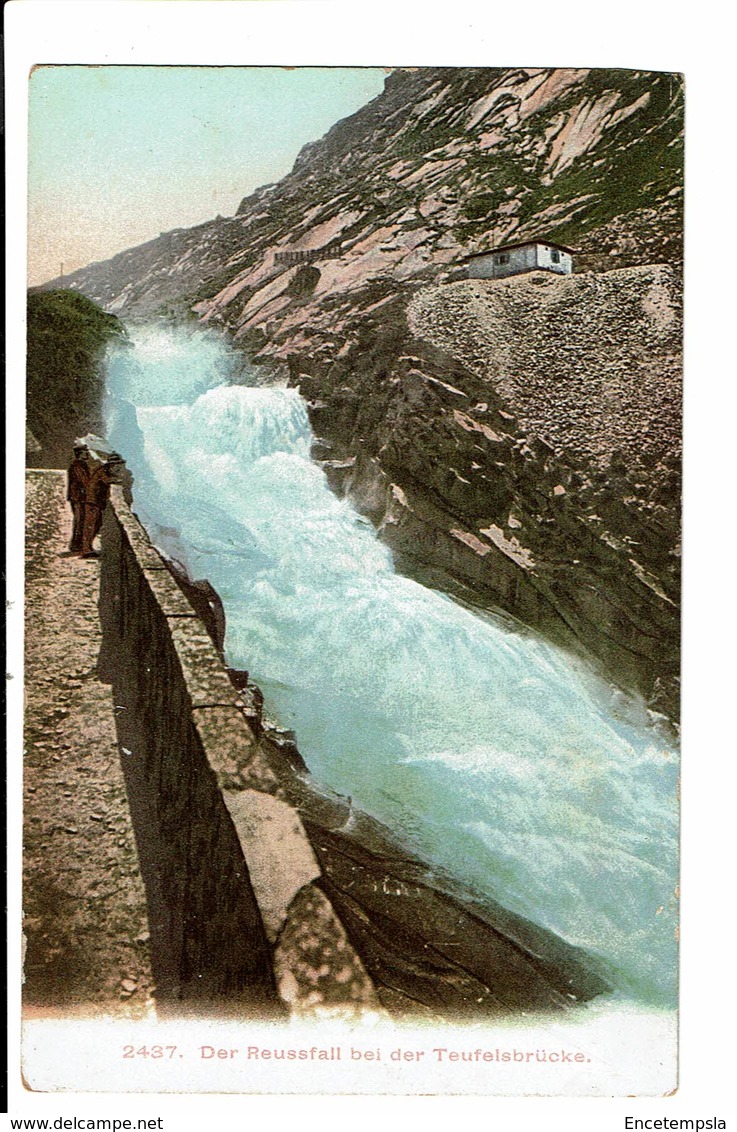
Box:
[402,268,681,717]
[49,66,683,719]
[293,279,680,722]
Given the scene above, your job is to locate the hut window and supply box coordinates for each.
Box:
[551,250,561,263]
[496,254,510,265]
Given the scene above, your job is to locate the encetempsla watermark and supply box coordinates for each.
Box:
[624,1120,727,1129]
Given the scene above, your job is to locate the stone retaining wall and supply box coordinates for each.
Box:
[99,487,381,1019]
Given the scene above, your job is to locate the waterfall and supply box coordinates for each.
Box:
[105,325,678,1007]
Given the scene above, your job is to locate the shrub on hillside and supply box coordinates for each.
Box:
[26,289,125,467]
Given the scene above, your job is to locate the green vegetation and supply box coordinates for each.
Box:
[462,190,505,221]
[396,120,457,158]
[450,70,683,255]
[26,288,126,467]
[519,71,683,247]
[458,152,535,235]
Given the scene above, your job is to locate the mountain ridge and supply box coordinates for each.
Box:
[41,66,682,328]
[37,65,683,718]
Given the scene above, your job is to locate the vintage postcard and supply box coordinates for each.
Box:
[9,8,695,1110]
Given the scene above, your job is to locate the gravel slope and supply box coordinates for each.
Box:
[408,267,682,492]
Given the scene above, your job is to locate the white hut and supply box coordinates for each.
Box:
[465,240,575,280]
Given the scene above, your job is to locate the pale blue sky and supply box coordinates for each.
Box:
[28,65,387,285]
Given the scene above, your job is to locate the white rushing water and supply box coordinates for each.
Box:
[105,326,678,1006]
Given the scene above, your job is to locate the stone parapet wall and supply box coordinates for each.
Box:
[99,486,381,1019]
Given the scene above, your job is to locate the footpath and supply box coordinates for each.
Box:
[23,470,154,1018]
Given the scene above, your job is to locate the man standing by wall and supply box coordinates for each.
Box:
[78,459,113,558]
[66,444,90,555]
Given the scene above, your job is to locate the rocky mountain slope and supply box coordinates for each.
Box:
[43,66,683,719]
[47,67,682,332]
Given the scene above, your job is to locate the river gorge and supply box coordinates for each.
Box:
[103,323,678,1012]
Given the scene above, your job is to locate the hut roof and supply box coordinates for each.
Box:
[464,239,577,261]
